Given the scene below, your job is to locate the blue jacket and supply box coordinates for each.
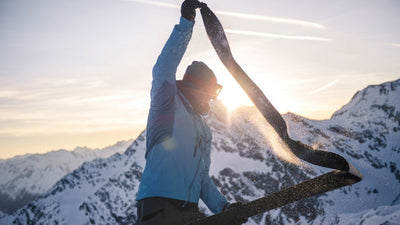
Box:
[136,17,228,214]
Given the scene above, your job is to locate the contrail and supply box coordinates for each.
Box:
[124,0,326,29]
[225,29,331,41]
[387,43,400,48]
[309,79,339,95]
[215,11,325,29]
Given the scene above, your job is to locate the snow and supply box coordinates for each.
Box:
[0,140,132,198]
[328,204,400,225]
[0,210,6,219]
[210,150,269,174]
[0,139,133,215]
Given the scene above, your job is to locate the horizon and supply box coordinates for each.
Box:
[1,77,398,160]
[1,0,399,159]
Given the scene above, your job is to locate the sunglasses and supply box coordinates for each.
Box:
[210,83,223,100]
[184,74,223,100]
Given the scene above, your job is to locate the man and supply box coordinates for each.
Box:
[136,0,247,225]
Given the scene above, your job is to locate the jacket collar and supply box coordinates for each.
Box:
[177,89,195,115]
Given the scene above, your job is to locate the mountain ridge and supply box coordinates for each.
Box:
[1,78,399,224]
[0,139,133,214]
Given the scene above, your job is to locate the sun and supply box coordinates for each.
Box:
[209,66,254,111]
[213,69,290,115]
[216,80,253,111]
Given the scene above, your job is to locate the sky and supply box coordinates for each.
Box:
[0,0,399,159]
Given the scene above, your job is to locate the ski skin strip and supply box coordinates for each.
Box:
[183,3,364,225]
[199,5,358,174]
[185,171,362,225]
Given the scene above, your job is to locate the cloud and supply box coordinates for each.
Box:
[225,29,332,41]
[308,79,339,95]
[0,76,149,138]
[215,10,325,29]
[124,0,326,29]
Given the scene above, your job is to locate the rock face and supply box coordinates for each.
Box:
[284,79,400,213]
[1,79,399,225]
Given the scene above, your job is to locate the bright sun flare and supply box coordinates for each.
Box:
[211,67,290,114]
[217,81,253,111]
[214,72,290,114]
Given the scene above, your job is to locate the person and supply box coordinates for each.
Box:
[136,0,247,224]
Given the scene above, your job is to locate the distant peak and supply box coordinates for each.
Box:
[331,78,400,119]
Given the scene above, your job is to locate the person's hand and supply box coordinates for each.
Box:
[181,0,201,22]
[224,202,248,225]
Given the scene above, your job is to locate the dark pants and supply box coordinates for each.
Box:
[137,197,206,225]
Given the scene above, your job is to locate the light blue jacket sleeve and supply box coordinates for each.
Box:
[151,16,194,92]
[146,17,194,153]
[200,170,229,213]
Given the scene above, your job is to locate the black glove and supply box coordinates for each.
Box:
[224,202,248,225]
[181,0,201,22]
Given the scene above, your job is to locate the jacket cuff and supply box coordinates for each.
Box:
[178,16,195,31]
[215,199,229,213]
[222,202,230,211]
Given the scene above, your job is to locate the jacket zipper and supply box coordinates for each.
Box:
[183,156,202,207]
[183,115,203,206]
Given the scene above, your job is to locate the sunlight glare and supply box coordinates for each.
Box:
[217,80,253,111]
[217,75,292,115]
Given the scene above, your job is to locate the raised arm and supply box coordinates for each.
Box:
[151,17,194,86]
[146,1,199,154]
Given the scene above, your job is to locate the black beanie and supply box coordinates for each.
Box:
[183,61,217,89]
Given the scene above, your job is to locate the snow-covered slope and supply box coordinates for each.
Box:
[1,79,399,225]
[0,140,133,214]
[284,79,400,215]
[0,211,6,220]
[0,135,145,225]
[330,204,400,225]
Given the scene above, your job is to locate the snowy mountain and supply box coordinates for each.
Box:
[1,79,399,225]
[330,204,400,225]
[284,79,400,215]
[0,140,133,214]
[0,135,146,225]
[0,211,6,220]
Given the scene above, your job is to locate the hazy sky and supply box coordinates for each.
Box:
[1,0,399,159]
